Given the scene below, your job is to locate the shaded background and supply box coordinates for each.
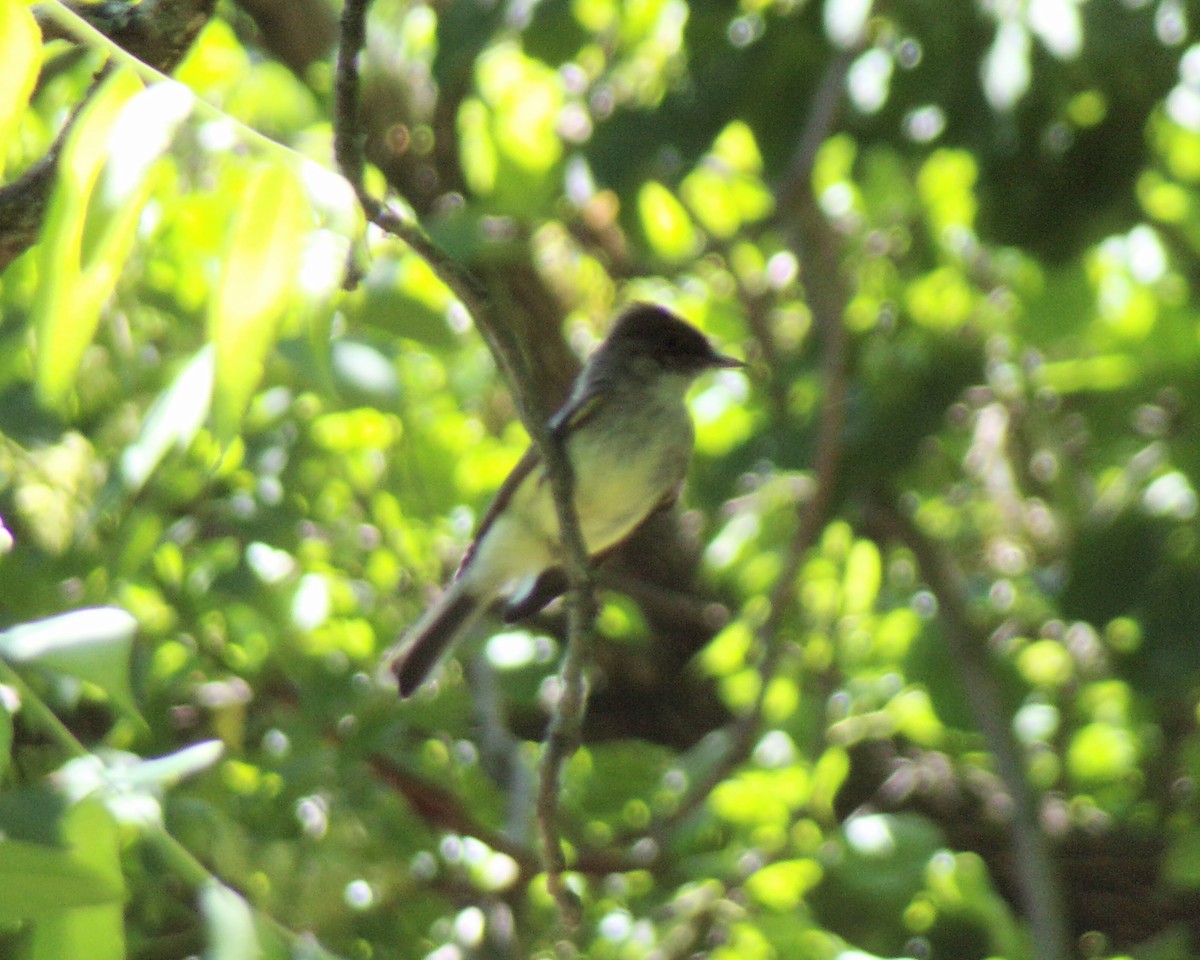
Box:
[3,0,1200,957]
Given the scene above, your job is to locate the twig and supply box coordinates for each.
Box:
[368,755,540,879]
[655,50,855,833]
[0,657,91,759]
[334,0,596,923]
[776,49,858,214]
[38,0,303,162]
[868,495,1070,960]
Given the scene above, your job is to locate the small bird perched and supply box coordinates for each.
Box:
[383,303,743,696]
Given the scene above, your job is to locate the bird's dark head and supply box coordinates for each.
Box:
[604,304,743,375]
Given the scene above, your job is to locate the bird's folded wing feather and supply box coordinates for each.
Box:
[548,389,605,438]
[457,388,609,578]
[456,446,541,576]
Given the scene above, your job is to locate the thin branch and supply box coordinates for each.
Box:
[654,52,855,834]
[38,0,304,162]
[334,0,596,923]
[368,755,540,879]
[776,49,858,215]
[0,658,91,759]
[867,495,1070,960]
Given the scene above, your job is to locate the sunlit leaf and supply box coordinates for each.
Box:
[1016,638,1074,688]
[0,839,124,922]
[458,98,498,196]
[0,0,41,178]
[639,181,700,262]
[29,903,125,960]
[0,799,123,923]
[208,163,310,442]
[0,608,137,711]
[1035,354,1138,392]
[200,880,261,960]
[842,540,881,616]
[32,73,194,409]
[120,346,214,493]
[744,858,822,911]
[682,167,740,239]
[905,265,975,330]
[699,621,753,676]
[917,149,978,236]
[1067,722,1138,783]
[809,746,849,822]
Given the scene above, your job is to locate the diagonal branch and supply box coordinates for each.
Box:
[334,0,594,924]
[653,49,855,834]
[866,494,1070,960]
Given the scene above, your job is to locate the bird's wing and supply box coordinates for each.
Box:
[458,387,609,579]
[548,386,606,439]
[456,445,542,577]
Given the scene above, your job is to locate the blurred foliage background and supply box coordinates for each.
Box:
[3,0,1200,957]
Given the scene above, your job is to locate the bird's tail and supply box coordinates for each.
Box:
[384,580,485,697]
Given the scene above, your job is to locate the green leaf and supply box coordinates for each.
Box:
[208,164,310,443]
[842,539,881,616]
[0,607,137,713]
[120,740,225,791]
[0,841,123,921]
[0,800,124,923]
[27,799,128,958]
[200,881,261,960]
[744,858,823,911]
[638,181,700,262]
[119,346,214,493]
[351,255,457,348]
[32,73,194,409]
[1067,722,1138,784]
[0,692,11,781]
[0,0,41,178]
[810,745,849,821]
[29,903,126,960]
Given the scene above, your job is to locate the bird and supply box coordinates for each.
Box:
[382,303,743,696]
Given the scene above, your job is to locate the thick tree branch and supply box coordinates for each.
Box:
[0,115,69,271]
[37,0,216,73]
[234,0,336,78]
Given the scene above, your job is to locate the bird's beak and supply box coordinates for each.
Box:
[710,350,745,369]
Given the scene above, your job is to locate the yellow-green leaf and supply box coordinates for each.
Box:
[0,798,124,924]
[0,0,41,177]
[842,539,881,615]
[29,903,125,960]
[32,73,194,410]
[638,181,699,262]
[208,163,309,442]
[744,858,823,911]
[32,68,142,408]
